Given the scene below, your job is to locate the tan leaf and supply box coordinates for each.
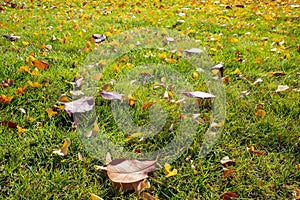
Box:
[220,156,234,167]
[106,158,157,183]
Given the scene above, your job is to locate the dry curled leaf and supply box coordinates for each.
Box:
[0,94,13,104]
[223,192,238,200]
[53,138,71,156]
[142,192,159,200]
[100,91,124,100]
[142,101,156,109]
[182,91,215,99]
[64,96,94,116]
[223,168,235,180]
[220,156,234,167]
[1,120,17,128]
[247,146,263,156]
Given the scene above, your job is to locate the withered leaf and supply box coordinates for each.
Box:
[3,34,20,41]
[223,168,235,180]
[184,48,203,54]
[142,192,159,200]
[247,146,263,156]
[1,120,17,128]
[1,79,14,88]
[223,192,238,200]
[53,138,71,156]
[100,91,124,101]
[220,156,234,167]
[182,91,216,99]
[211,62,224,77]
[32,60,49,69]
[92,34,106,43]
[64,96,94,116]
[106,158,157,183]
[142,101,156,109]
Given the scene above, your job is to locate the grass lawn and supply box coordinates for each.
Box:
[0,0,299,199]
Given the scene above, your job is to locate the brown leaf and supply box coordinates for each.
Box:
[0,79,14,88]
[268,71,285,77]
[182,91,215,99]
[64,96,94,116]
[255,109,266,117]
[142,101,156,109]
[247,146,263,156]
[223,192,238,200]
[223,168,235,180]
[100,91,124,101]
[1,120,17,128]
[106,158,157,183]
[142,192,159,200]
[32,60,49,69]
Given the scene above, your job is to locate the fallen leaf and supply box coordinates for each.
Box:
[0,79,14,88]
[129,96,136,106]
[223,168,235,180]
[100,91,124,100]
[32,60,49,70]
[184,48,203,54]
[293,188,300,200]
[92,34,106,43]
[164,163,177,178]
[3,34,20,41]
[126,132,143,142]
[90,193,104,200]
[253,78,263,85]
[28,81,42,88]
[247,146,263,156]
[64,96,94,116]
[1,120,17,128]
[233,68,242,75]
[0,94,13,104]
[142,101,156,109]
[142,192,159,200]
[46,108,58,118]
[220,156,234,167]
[58,94,70,103]
[276,85,289,92]
[18,65,31,73]
[211,62,224,77]
[222,76,231,84]
[17,125,26,134]
[53,138,71,156]
[87,119,99,137]
[255,109,266,117]
[268,71,285,77]
[182,91,216,99]
[222,192,238,200]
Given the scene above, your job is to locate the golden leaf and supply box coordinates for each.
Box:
[46,108,58,118]
[28,81,42,88]
[16,85,27,95]
[255,109,266,117]
[17,125,27,134]
[164,163,177,178]
[53,138,71,156]
[0,95,13,104]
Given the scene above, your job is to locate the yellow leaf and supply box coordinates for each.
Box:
[26,55,35,62]
[17,125,27,134]
[158,53,167,59]
[28,81,42,88]
[233,68,242,75]
[222,76,231,84]
[165,58,177,63]
[255,58,262,64]
[164,163,177,178]
[16,85,27,95]
[18,65,31,73]
[255,109,266,117]
[268,71,285,77]
[90,193,104,200]
[22,41,29,46]
[53,138,71,156]
[46,108,58,118]
[58,94,70,103]
[0,95,13,104]
[293,188,300,200]
[126,132,142,142]
[31,68,39,76]
[128,96,135,106]
[192,71,199,79]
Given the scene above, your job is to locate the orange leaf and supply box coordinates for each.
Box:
[17,125,27,134]
[32,60,49,69]
[16,85,27,95]
[255,109,266,117]
[53,138,71,156]
[247,146,263,156]
[142,101,156,109]
[46,108,58,118]
[0,94,13,104]
[223,168,235,180]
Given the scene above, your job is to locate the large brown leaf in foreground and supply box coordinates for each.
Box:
[64,96,94,116]
[107,158,157,183]
[96,158,157,193]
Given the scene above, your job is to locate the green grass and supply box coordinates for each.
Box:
[0,0,299,199]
